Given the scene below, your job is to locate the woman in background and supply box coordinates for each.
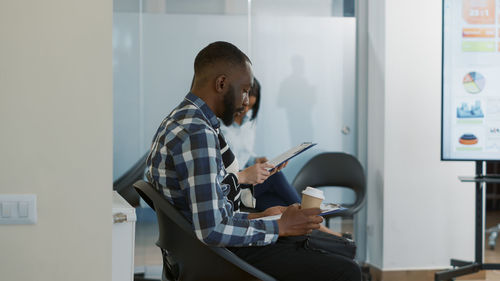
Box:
[221,78,301,211]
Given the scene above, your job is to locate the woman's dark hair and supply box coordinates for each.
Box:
[250,78,261,121]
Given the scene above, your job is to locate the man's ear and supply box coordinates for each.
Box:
[215,75,227,93]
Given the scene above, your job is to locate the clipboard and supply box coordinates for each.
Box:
[267,142,317,170]
[252,203,346,221]
[318,203,346,216]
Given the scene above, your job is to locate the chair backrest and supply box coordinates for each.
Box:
[113,152,148,207]
[133,180,277,281]
[292,152,366,217]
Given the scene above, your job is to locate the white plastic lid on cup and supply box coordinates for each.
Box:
[301,186,325,200]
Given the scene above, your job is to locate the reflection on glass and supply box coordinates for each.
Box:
[277,55,317,146]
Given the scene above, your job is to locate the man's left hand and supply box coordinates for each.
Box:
[247,205,287,220]
[261,206,287,217]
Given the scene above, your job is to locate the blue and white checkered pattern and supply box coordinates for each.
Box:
[146,92,279,247]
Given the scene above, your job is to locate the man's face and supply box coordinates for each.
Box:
[220,62,253,126]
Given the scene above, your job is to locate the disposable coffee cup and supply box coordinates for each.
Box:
[301,186,324,209]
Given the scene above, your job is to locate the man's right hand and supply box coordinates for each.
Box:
[277,204,323,236]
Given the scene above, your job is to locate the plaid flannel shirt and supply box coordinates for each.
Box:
[146,92,279,247]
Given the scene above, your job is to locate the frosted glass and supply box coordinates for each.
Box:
[251,16,356,184]
[113,12,142,180]
[113,2,356,186]
[141,13,249,146]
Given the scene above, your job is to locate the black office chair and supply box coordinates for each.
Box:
[133,180,278,281]
[292,152,366,228]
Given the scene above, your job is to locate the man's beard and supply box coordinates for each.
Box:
[221,85,243,126]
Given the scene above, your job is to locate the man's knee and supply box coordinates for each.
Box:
[317,254,361,281]
[336,257,362,281]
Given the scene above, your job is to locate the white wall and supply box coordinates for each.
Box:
[0,1,112,280]
[365,0,476,270]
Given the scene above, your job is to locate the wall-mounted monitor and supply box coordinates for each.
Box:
[442,0,500,161]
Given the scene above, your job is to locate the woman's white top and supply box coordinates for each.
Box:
[220,111,257,168]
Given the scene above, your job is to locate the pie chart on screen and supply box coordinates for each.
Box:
[463,71,485,94]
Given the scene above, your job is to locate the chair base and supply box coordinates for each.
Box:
[435,162,500,281]
[434,259,500,281]
[361,264,372,281]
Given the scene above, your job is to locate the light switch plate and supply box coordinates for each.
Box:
[0,194,37,224]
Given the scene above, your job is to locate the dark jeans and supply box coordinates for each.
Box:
[254,172,301,211]
[228,236,361,281]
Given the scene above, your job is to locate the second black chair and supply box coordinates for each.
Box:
[292,152,366,227]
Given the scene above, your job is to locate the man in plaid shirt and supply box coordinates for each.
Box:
[146,41,361,281]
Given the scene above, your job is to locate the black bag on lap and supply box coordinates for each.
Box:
[278,230,357,260]
[304,230,357,259]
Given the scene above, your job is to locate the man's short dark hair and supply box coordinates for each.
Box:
[194,41,251,76]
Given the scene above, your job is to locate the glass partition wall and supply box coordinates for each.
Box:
[113,0,359,277]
